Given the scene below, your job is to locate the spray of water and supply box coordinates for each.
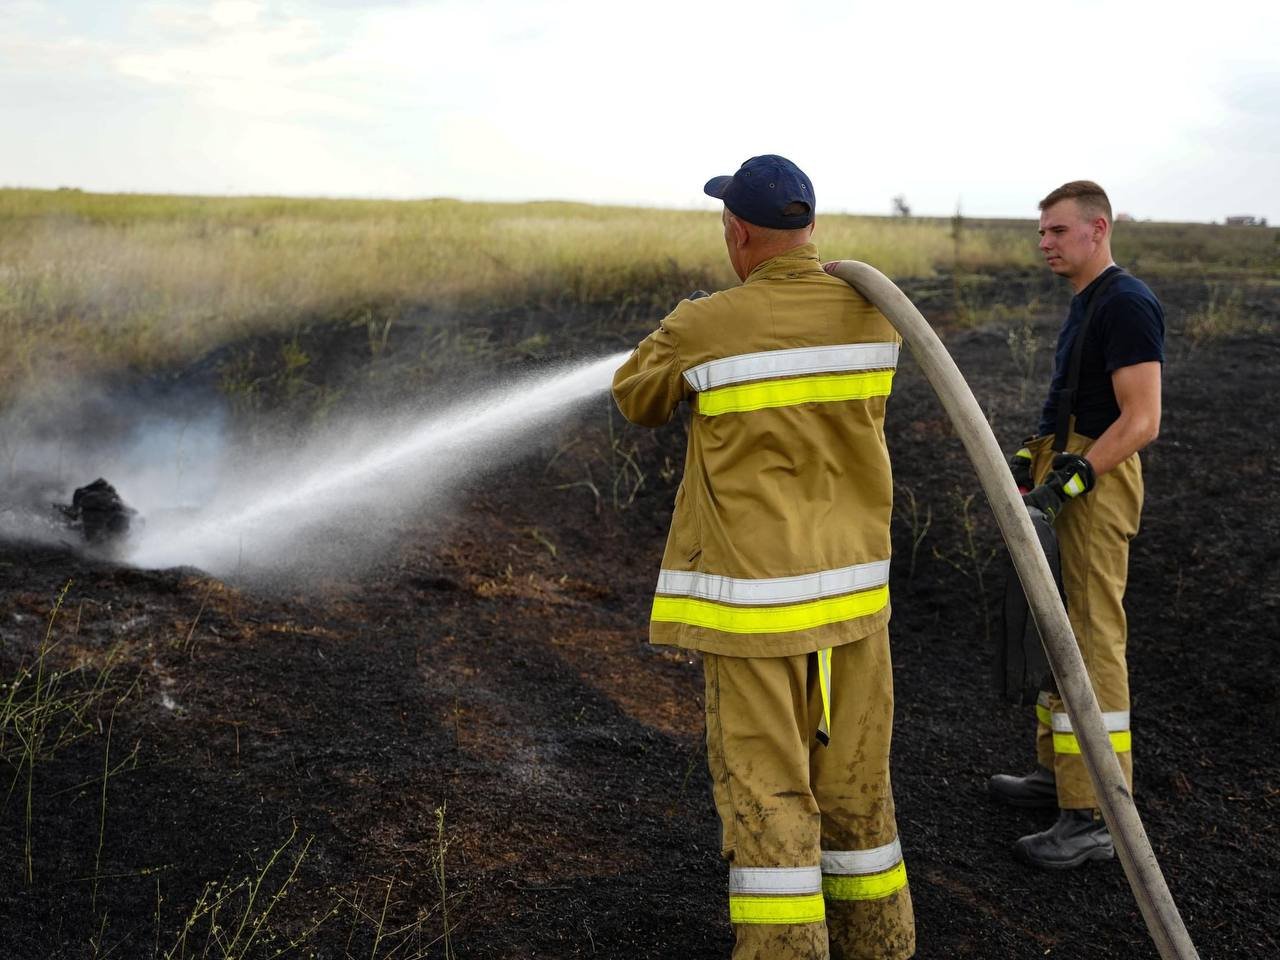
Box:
[2,351,633,581]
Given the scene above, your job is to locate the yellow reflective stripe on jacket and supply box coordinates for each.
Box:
[699,370,894,417]
[656,559,890,606]
[683,341,900,392]
[729,893,826,925]
[651,585,889,635]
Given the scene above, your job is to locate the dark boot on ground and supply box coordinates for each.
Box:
[1014,808,1114,870]
[988,765,1057,808]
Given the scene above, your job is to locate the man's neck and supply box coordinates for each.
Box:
[742,241,812,278]
[1070,255,1117,294]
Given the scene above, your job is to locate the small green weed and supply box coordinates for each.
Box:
[1,581,127,884]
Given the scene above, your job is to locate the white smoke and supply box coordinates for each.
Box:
[1,351,632,582]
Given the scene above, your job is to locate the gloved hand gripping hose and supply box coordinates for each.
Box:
[826,261,1199,960]
[1024,452,1096,522]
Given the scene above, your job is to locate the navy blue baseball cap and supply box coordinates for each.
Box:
[703,154,815,229]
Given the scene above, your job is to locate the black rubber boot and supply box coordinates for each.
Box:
[1014,808,1115,870]
[988,765,1058,808]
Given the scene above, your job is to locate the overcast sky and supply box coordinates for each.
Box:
[2,0,1277,221]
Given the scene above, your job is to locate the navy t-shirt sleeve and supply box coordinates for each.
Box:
[1097,292,1165,373]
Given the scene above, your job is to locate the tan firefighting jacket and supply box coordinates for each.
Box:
[612,243,899,657]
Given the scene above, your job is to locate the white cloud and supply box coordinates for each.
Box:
[0,0,1276,219]
[209,0,262,27]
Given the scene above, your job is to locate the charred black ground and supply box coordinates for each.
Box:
[2,269,1277,958]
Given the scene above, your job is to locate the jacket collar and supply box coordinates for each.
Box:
[745,243,822,283]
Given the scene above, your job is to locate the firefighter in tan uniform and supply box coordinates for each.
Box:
[613,155,915,959]
[989,181,1164,869]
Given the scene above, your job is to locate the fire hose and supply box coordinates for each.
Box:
[827,260,1199,960]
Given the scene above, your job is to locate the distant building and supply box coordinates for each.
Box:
[1116,212,1135,222]
[1225,215,1268,227]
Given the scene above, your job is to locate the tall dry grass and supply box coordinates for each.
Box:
[2,188,1274,403]
[0,189,1043,400]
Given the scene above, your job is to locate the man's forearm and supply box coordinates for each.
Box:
[1081,409,1159,476]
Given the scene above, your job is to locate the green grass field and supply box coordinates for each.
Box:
[1,188,1275,404]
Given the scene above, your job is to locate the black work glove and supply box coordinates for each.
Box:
[1023,453,1096,523]
[1008,445,1034,494]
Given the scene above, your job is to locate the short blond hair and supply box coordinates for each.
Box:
[1039,181,1112,224]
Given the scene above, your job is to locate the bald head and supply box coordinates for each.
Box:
[721,207,815,281]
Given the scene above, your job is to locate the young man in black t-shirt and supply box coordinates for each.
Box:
[988,181,1164,869]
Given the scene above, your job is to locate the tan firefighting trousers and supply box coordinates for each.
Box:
[703,627,915,960]
[1028,430,1142,809]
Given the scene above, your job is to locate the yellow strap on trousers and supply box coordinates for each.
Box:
[816,647,833,746]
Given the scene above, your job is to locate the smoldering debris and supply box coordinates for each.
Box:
[54,478,137,545]
[1,351,630,584]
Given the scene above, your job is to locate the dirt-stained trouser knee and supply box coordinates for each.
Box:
[704,628,915,959]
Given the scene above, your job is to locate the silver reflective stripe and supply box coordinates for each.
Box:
[821,839,902,876]
[1050,709,1130,733]
[655,559,890,606]
[729,865,823,895]
[683,342,900,393]
[1037,691,1052,709]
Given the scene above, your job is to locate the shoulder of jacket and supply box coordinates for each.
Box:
[664,286,750,330]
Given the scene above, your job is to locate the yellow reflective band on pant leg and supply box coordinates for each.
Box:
[817,647,833,746]
[822,861,908,902]
[1036,704,1052,726]
[651,585,889,634]
[729,893,827,925]
[699,370,895,417]
[1052,731,1132,755]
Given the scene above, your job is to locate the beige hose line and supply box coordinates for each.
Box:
[829,260,1198,960]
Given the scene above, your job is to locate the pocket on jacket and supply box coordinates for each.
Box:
[670,483,702,564]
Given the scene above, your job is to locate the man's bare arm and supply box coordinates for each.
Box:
[1083,361,1162,476]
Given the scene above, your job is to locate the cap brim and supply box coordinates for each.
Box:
[703,175,733,199]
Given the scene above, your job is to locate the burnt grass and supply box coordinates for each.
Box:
[2,268,1278,958]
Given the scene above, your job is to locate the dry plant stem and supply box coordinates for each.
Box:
[371,876,393,959]
[434,804,455,960]
[829,260,1199,960]
[23,579,72,883]
[164,822,313,960]
[1006,314,1041,403]
[92,699,119,914]
[554,476,602,514]
[181,580,217,655]
[932,492,996,645]
[606,404,645,510]
[893,486,932,581]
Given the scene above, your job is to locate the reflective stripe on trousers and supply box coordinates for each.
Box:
[727,839,908,925]
[821,838,908,902]
[1039,692,1132,754]
[728,866,825,924]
